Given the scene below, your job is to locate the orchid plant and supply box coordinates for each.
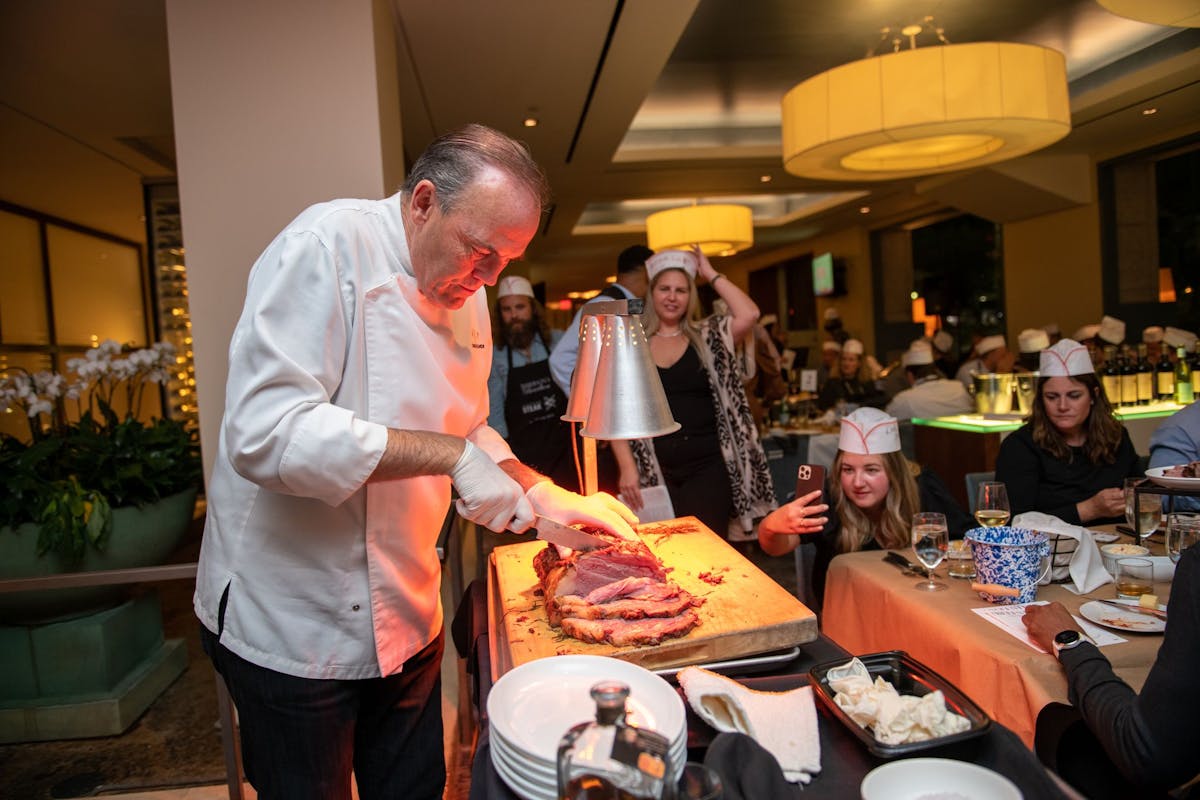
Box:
[0,340,201,562]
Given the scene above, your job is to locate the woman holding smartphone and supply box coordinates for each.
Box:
[757,407,970,607]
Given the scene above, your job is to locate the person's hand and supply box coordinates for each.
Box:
[1079,487,1124,523]
[1022,602,1082,653]
[526,481,639,540]
[692,244,718,283]
[617,466,644,512]
[449,441,534,533]
[763,490,829,537]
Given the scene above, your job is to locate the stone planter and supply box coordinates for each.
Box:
[0,487,199,624]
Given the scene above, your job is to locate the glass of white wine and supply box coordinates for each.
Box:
[1167,513,1200,564]
[912,512,949,592]
[974,482,1011,528]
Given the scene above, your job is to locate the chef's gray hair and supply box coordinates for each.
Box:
[401,123,550,214]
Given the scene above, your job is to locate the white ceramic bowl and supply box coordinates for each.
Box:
[1100,543,1150,574]
[860,757,1021,800]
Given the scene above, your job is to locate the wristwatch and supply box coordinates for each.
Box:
[1052,629,1090,657]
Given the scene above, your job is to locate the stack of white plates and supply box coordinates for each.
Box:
[487,655,687,800]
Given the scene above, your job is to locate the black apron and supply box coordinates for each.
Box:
[503,333,579,491]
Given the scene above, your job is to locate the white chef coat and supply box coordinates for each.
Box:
[886,377,975,420]
[195,195,514,680]
[955,357,985,390]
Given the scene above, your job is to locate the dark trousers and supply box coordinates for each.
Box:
[201,625,446,800]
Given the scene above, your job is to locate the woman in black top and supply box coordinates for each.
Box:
[995,338,1138,525]
[817,338,885,410]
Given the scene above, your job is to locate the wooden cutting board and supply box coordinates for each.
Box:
[490,516,817,674]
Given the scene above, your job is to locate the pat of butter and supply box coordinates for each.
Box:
[1139,593,1159,608]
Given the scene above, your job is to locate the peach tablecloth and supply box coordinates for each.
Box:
[821,543,1168,748]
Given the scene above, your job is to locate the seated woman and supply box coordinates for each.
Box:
[757,407,971,606]
[816,338,885,410]
[613,247,775,538]
[995,338,1139,525]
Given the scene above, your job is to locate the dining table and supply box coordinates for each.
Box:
[821,528,1170,749]
[452,576,1075,800]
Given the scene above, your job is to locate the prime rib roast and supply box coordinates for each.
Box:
[1165,461,1200,478]
[532,528,702,646]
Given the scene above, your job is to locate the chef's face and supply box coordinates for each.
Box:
[839,452,890,514]
[840,351,861,378]
[652,270,691,324]
[498,295,533,326]
[1041,376,1093,438]
[406,166,540,309]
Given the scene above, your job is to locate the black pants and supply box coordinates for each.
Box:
[655,431,733,536]
[201,625,446,800]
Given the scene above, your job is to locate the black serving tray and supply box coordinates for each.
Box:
[808,650,992,758]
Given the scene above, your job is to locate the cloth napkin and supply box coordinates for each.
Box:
[825,658,969,744]
[1011,511,1112,593]
[677,666,821,784]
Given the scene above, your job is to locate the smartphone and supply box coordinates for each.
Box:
[794,464,827,504]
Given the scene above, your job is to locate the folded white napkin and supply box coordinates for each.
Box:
[677,666,821,784]
[1011,511,1112,593]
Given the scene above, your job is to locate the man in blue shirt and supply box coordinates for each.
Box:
[1149,399,1200,511]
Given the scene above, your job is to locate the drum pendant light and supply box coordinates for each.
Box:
[1096,0,1200,27]
[782,33,1071,181]
[645,203,754,256]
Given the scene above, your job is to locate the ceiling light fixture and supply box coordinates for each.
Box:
[645,203,754,257]
[1142,107,1158,116]
[781,18,1071,181]
[1095,0,1200,27]
[860,206,871,214]
[523,116,538,128]
[759,175,772,183]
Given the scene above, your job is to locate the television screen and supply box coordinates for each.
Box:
[812,252,835,297]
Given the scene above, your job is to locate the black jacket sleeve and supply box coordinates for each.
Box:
[918,466,973,538]
[995,425,1083,525]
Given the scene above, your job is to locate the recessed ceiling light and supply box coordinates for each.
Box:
[523,117,538,127]
[859,206,871,214]
[1142,107,1157,116]
[760,175,772,183]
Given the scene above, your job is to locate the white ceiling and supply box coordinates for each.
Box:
[2,0,1198,301]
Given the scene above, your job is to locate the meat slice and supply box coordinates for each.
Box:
[583,576,680,604]
[534,540,667,600]
[559,611,701,647]
[556,590,700,622]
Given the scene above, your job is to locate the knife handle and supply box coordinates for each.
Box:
[971,582,1020,597]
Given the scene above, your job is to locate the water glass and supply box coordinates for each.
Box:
[1166,513,1200,564]
[912,512,949,592]
[1114,557,1154,600]
[974,482,1010,528]
[946,539,975,579]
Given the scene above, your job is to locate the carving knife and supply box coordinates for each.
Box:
[534,516,609,551]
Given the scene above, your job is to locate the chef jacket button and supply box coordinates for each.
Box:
[352,604,361,611]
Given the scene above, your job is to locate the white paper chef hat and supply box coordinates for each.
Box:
[646,250,698,282]
[1164,326,1198,349]
[1098,315,1126,345]
[1142,325,1164,344]
[843,338,864,355]
[822,340,842,352]
[496,275,534,299]
[1018,328,1050,353]
[932,330,953,354]
[1039,338,1094,377]
[1072,323,1100,341]
[902,340,934,366]
[824,307,840,321]
[839,408,901,455]
[977,335,1006,356]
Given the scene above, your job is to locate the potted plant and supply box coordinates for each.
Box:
[0,339,202,622]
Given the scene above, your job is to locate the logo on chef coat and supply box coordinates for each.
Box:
[471,329,485,350]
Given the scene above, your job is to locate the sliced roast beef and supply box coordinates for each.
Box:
[559,611,701,646]
[555,591,700,622]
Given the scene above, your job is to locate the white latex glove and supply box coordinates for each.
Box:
[525,481,640,540]
[449,441,533,533]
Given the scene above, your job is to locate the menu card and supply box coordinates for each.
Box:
[971,601,1126,653]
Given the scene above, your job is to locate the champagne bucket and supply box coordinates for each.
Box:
[580,315,680,439]
[1014,371,1038,416]
[972,373,1015,415]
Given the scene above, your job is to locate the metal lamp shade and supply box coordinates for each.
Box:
[580,315,680,440]
[562,314,604,423]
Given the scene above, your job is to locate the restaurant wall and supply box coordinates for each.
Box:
[166,0,405,483]
[1003,201,1103,344]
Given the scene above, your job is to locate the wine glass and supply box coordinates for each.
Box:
[1166,513,1200,564]
[974,482,1010,528]
[912,512,949,592]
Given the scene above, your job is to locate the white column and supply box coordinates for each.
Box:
[165,0,404,482]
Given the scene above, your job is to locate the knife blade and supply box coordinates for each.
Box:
[1097,599,1167,620]
[534,516,610,551]
[883,551,921,573]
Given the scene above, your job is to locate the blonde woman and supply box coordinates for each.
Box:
[613,247,776,537]
[758,408,970,606]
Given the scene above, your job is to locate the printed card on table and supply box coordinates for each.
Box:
[971,602,1126,653]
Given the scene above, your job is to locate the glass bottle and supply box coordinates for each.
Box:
[1192,342,1200,397]
[1101,346,1121,407]
[1156,346,1175,401]
[1176,346,1194,404]
[1119,347,1137,408]
[1136,343,1153,405]
[557,682,672,800]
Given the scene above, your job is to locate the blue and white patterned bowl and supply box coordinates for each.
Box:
[964,527,1051,604]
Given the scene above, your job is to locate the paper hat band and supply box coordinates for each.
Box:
[646,250,698,282]
[1039,338,1094,377]
[496,275,534,299]
[838,408,901,455]
[843,338,864,355]
[977,335,1005,356]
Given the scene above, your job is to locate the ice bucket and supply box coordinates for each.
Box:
[965,526,1051,604]
[972,373,1015,415]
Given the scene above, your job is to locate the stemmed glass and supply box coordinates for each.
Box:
[1166,513,1200,564]
[912,512,949,592]
[974,482,1010,528]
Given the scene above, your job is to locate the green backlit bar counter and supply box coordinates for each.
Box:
[912,402,1183,509]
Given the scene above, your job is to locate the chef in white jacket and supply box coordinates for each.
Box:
[195,125,636,800]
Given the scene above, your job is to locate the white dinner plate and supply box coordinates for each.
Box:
[487,655,686,764]
[1078,599,1166,633]
[1145,465,1200,490]
[861,757,1021,800]
[491,746,554,800]
[491,718,686,778]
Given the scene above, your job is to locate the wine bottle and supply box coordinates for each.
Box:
[1136,343,1153,405]
[1176,346,1194,404]
[1119,347,1137,408]
[1156,347,1175,401]
[1192,342,1200,398]
[1101,346,1121,406]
